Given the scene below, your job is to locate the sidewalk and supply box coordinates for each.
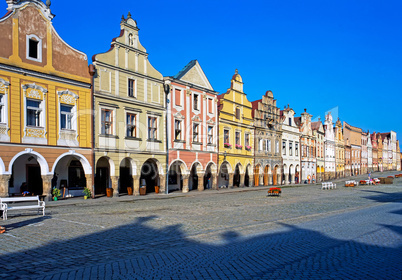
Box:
[46,170,402,208]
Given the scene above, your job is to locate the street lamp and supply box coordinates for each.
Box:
[163,81,171,195]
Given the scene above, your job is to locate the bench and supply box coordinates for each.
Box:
[321,182,336,190]
[0,196,45,220]
[345,180,358,187]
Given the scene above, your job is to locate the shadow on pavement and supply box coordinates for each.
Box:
[0,214,401,279]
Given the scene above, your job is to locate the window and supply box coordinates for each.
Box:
[175,89,181,106]
[26,99,41,127]
[175,120,182,140]
[148,117,157,140]
[282,141,286,155]
[26,35,42,62]
[193,94,199,110]
[289,118,292,126]
[126,113,137,137]
[0,94,3,123]
[208,98,213,114]
[101,109,113,135]
[295,143,299,156]
[208,126,213,144]
[235,107,241,119]
[289,142,293,156]
[275,140,279,154]
[235,131,240,145]
[224,129,229,144]
[60,105,73,130]
[267,139,271,152]
[193,123,199,142]
[245,133,250,147]
[128,79,135,97]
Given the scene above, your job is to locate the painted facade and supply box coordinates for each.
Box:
[371,132,378,171]
[312,120,324,182]
[295,109,316,183]
[0,1,93,200]
[323,113,335,180]
[252,91,282,186]
[334,118,345,178]
[343,122,362,175]
[280,106,301,184]
[377,133,383,172]
[217,71,254,188]
[91,13,166,196]
[367,132,372,172]
[165,60,218,193]
[344,139,351,176]
[361,132,368,174]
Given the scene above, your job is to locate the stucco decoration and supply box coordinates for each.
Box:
[6,0,55,21]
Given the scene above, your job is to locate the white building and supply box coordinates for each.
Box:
[324,112,335,180]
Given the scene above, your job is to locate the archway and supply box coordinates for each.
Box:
[273,165,279,185]
[245,164,251,187]
[254,164,260,187]
[264,165,270,186]
[289,164,294,184]
[169,160,186,192]
[95,157,111,195]
[218,161,231,188]
[282,164,288,185]
[233,163,241,187]
[204,162,216,190]
[10,153,44,196]
[119,158,133,195]
[189,162,202,191]
[295,165,300,184]
[140,159,160,193]
[53,155,87,197]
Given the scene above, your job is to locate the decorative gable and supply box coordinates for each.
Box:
[174,60,213,90]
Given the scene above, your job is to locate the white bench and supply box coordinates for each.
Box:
[0,196,45,220]
[321,182,336,190]
[345,180,358,187]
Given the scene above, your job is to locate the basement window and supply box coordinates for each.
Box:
[26,35,42,62]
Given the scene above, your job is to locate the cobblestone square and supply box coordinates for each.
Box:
[1,171,402,279]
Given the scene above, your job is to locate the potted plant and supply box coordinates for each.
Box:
[235,144,243,149]
[83,187,91,199]
[106,187,113,197]
[52,187,61,201]
[155,185,160,194]
[245,145,252,151]
[224,143,232,148]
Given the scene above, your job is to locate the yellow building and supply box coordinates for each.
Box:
[0,1,92,200]
[217,70,254,187]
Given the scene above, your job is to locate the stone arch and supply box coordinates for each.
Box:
[168,160,187,192]
[204,162,217,190]
[189,161,203,174]
[254,164,261,186]
[140,158,162,194]
[52,151,92,175]
[233,162,243,187]
[218,161,232,188]
[263,164,270,186]
[244,163,252,187]
[8,149,49,175]
[189,161,203,191]
[289,164,294,184]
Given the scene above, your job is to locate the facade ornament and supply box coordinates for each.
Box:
[46,0,51,8]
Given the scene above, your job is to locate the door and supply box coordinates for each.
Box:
[27,165,42,195]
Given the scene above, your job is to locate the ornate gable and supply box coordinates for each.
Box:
[174,60,213,90]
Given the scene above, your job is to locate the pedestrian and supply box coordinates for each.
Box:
[207,177,211,189]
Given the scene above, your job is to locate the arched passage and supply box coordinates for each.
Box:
[218,161,231,188]
[140,159,160,194]
[53,155,88,197]
[245,164,251,187]
[254,164,261,187]
[189,162,202,191]
[168,160,186,192]
[295,165,300,184]
[204,162,216,190]
[95,157,111,195]
[119,158,133,195]
[289,164,294,184]
[264,165,270,186]
[273,165,279,185]
[233,163,242,187]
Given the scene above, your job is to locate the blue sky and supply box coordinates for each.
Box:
[2,0,401,144]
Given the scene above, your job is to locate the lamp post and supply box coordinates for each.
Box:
[163,80,171,195]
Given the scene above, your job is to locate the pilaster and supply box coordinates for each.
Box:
[0,175,11,197]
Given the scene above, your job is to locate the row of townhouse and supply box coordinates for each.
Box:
[0,2,400,200]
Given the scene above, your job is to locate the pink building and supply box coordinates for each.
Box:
[164,60,218,193]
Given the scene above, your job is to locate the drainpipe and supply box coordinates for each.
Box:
[89,64,96,198]
[163,80,171,195]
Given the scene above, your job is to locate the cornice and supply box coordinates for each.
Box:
[94,91,165,111]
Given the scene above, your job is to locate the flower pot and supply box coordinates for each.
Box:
[155,186,160,194]
[84,196,88,200]
[139,187,146,196]
[127,187,133,195]
[53,197,58,201]
[106,188,113,197]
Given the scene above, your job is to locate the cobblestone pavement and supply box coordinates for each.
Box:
[1,171,402,279]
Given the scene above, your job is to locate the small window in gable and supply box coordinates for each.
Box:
[193,94,199,111]
[26,35,42,62]
[235,107,241,119]
[128,79,135,97]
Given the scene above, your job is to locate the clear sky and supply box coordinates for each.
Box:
[2,0,401,144]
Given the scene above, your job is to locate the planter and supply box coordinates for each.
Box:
[106,188,113,197]
[84,196,88,200]
[127,187,133,195]
[155,186,160,194]
[139,187,146,196]
[53,197,58,201]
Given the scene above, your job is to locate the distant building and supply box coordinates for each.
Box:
[324,112,335,180]
[367,132,373,172]
[343,122,362,175]
[312,119,324,182]
[361,132,368,174]
[371,132,378,171]
[252,91,282,186]
[334,118,345,178]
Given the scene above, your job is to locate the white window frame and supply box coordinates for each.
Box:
[127,77,137,98]
[275,140,279,154]
[267,139,271,152]
[193,122,200,143]
[99,106,116,136]
[173,87,184,110]
[289,141,293,156]
[192,92,200,112]
[60,104,74,130]
[126,112,138,138]
[0,78,9,142]
[207,97,214,117]
[26,34,42,63]
[295,142,299,156]
[235,130,241,146]
[282,141,286,155]
[147,115,159,140]
[207,125,213,144]
[175,119,182,141]
[224,128,230,144]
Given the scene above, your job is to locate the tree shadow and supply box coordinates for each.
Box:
[0,215,401,279]
[360,190,402,203]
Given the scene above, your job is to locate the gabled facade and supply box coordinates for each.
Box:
[343,122,362,175]
[367,132,372,172]
[91,13,166,196]
[371,132,378,171]
[344,138,351,176]
[334,118,345,178]
[252,91,282,186]
[377,133,383,172]
[312,120,324,182]
[218,70,254,188]
[0,1,92,199]
[295,109,316,183]
[361,132,368,174]
[324,112,335,180]
[165,60,218,192]
[280,106,301,184]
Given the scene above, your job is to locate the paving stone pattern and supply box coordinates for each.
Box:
[1,171,402,279]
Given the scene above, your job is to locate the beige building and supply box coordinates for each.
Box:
[343,122,362,175]
[334,118,345,178]
[91,13,167,196]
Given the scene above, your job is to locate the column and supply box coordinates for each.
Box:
[182,175,189,193]
[111,176,119,197]
[85,174,93,198]
[284,174,289,185]
[0,174,11,197]
[291,174,295,184]
[41,175,53,201]
[159,175,166,193]
[240,173,245,188]
[197,172,204,191]
[212,173,218,190]
[269,174,273,185]
[133,175,140,196]
[228,173,234,188]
